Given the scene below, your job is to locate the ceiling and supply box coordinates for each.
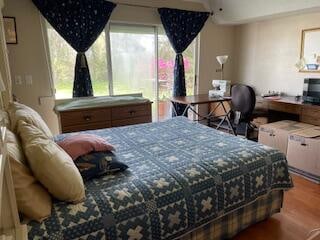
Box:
[185,0,320,24]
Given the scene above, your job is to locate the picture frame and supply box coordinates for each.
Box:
[3,17,17,44]
[300,28,320,73]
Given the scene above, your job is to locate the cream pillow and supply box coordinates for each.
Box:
[8,102,53,139]
[18,121,85,203]
[7,129,52,222]
[0,109,10,129]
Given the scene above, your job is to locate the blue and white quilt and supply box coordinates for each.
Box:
[28,117,293,240]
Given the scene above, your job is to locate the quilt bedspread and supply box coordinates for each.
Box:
[28,117,293,240]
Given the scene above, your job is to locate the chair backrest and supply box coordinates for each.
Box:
[231,84,256,121]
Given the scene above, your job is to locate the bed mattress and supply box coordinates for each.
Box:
[28,117,293,239]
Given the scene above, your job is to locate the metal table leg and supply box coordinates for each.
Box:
[182,104,191,117]
[170,101,190,117]
[220,102,237,135]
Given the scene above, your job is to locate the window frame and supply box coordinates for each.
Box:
[41,18,200,102]
[40,15,56,98]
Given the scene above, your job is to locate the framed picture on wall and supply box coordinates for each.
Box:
[300,28,320,72]
[3,17,18,44]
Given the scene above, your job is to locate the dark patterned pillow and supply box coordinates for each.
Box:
[74,151,128,181]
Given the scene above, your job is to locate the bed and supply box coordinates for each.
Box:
[27,117,293,239]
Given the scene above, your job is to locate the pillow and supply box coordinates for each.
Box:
[7,129,52,222]
[0,109,10,129]
[17,121,85,203]
[75,151,128,181]
[8,102,53,139]
[57,134,115,160]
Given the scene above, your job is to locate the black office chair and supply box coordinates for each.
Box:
[230,84,258,138]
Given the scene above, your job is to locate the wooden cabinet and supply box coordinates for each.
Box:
[60,108,112,127]
[300,105,320,126]
[268,101,302,115]
[57,102,152,133]
[111,104,151,120]
[111,104,152,127]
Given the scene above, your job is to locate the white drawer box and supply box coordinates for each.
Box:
[258,120,313,155]
[287,127,320,183]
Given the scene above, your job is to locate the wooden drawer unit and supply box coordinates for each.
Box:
[301,105,320,126]
[112,116,152,127]
[57,101,152,133]
[62,121,112,133]
[112,104,151,120]
[60,108,111,127]
[268,101,302,115]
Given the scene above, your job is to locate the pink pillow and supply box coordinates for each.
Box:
[57,134,115,160]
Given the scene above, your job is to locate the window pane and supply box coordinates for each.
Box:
[47,24,108,99]
[158,28,196,121]
[47,25,76,99]
[86,31,109,96]
[110,24,157,118]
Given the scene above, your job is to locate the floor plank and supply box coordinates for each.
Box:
[233,174,320,240]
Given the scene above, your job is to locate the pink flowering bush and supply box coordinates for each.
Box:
[159,58,191,74]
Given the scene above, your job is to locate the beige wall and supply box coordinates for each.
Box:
[234,11,320,96]
[4,0,57,131]
[198,23,235,94]
[3,0,235,134]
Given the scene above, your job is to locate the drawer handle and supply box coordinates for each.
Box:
[301,143,308,147]
[83,115,92,121]
[129,110,136,116]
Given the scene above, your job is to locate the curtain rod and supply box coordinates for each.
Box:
[113,2,157,9]
[112,2,214,15]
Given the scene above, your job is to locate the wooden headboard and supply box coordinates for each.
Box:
[0,127,27,239]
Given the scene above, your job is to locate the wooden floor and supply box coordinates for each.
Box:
[233,174,320,240]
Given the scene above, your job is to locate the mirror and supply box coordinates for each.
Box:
[300,28,320,72]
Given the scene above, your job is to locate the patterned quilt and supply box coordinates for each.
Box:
[28,117,293,240]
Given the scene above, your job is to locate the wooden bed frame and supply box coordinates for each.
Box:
[0,126,27,239]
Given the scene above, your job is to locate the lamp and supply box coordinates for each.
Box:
[209,55,231,98]
[216,55,229,80]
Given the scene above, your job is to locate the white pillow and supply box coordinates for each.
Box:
[8,102,53,139]
[7,129,52,222]
[18,121,85,203]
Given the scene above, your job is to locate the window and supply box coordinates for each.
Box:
[158,28,196,121]
[46,22,197,120]
[110,25,157,100]
[47,25,109,99]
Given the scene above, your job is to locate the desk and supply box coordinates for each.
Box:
[257,96,320,126]
[170,94,236,135]
[208,96,320,127]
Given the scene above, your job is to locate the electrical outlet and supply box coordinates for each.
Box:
[25,75,33,85]
[15,75,22,85]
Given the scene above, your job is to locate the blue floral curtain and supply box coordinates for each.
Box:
[158,8,209,116]
[32,0,116,98]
